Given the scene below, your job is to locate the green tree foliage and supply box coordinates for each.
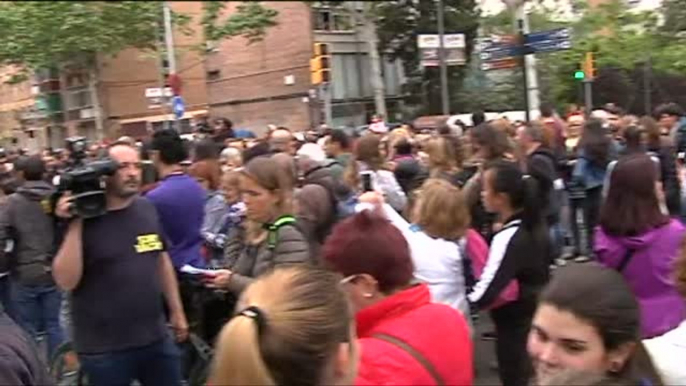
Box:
[372,0,480,116]
[0,1,278,78]
[202,2,278,44]
[474,0,686,113]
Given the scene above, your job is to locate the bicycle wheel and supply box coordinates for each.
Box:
[50,341,85,386]
[188,359,211,386]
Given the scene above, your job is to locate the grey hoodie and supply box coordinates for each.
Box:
[0,181,56,286]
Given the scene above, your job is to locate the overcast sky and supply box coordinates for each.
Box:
[478,0,663,16]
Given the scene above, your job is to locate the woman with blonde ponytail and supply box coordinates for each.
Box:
[208,266,358,386]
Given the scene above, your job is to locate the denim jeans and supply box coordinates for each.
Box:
[79,335,182,386]
[11,282,64,358]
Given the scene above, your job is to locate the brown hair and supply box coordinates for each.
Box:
[189,160,221,191]
[492,118,517,139]
[424,135,463,175]
[470,123,510,161]
[600,154,669,236]
[640,116,662,150]
[209,266,354,386]
[413,179,470,240]
[344,134,385,190]
[241,156,294,220]
[539,263,664,386]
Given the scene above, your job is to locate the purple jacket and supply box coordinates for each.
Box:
[595,219,686,338]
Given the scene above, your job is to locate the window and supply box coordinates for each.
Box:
[65,87,93,111]
[207,69,221,81]
[313,8,353,32]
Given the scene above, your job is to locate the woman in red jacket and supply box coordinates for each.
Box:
[322,210,473,386]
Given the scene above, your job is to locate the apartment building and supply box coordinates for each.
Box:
[1,1,407,147]
[1,1,209,150]
[0,68,37,150]
[205,1,405,133]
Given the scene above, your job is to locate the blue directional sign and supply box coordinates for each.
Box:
[479,40,521,61]
[525,28,571,54]
[171,96,185,119]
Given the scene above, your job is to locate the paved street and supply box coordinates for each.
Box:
[474,313,501,386]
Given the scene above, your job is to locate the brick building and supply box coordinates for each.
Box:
[1,1,209,150]
[0,68,37,149]
[205,2,314,133]
[206,1,405,134]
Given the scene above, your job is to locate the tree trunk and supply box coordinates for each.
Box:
[88,65,105,141]
[361,4,387,119]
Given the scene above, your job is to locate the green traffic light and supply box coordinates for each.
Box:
[574,70,585,80]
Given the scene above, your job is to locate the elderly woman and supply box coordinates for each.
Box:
[323,210,473,385]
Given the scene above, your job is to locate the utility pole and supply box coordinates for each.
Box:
[644,57,652,116]
[156,14,170,131]
[518,19,530,122]
[89,64,105,141]
[162,1,177,130]
[437,0,450,115]
[584,80,593,118]
[512,4,539,121]
[361,2,387,120]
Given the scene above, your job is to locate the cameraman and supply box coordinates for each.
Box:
[52,143,187,386]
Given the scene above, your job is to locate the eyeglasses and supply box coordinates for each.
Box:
[339,274,359,286]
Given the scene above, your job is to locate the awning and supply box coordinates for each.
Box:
[118,109,208,125]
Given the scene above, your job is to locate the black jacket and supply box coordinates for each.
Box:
[0,181,56,286]
[648,145,681,217]
[527,147,560,223]
[469,215,550,311]
[0,313,53,386]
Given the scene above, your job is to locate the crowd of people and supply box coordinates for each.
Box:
[0,103,685,386]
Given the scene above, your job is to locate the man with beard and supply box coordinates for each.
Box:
[52,142,187,386]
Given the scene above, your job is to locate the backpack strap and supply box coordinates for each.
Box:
[617,248,636,272]
[266,215,297,250]
[372,333,445,386]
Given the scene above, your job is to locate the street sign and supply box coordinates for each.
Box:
[479,35,521,61]
[481,58,519,71]
[172,96,185,119]
[418,34,466,67]
[525,27,571,54]
[421,47,466,66]
[417,34,466,49]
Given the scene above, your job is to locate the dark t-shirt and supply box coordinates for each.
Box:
[71,198,167,354]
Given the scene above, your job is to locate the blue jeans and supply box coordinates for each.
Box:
[12,282,64,358]
[79,336,182,386]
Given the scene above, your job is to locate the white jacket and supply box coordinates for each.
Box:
[644,321,686,386]
[359,203,469,317]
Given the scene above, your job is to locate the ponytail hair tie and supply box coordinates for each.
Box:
[238,306,268,335]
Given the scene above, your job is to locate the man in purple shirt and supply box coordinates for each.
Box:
[146,129,206,269]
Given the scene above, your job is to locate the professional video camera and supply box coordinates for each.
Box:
[58,137,118,218]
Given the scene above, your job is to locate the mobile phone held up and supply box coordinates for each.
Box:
[361,171,374,192]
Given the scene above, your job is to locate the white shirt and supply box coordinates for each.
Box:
[644,321,686,386]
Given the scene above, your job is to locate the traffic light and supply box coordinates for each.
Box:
[574,70,585,80]
[582,52,595,81]
[310,43,331,85]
